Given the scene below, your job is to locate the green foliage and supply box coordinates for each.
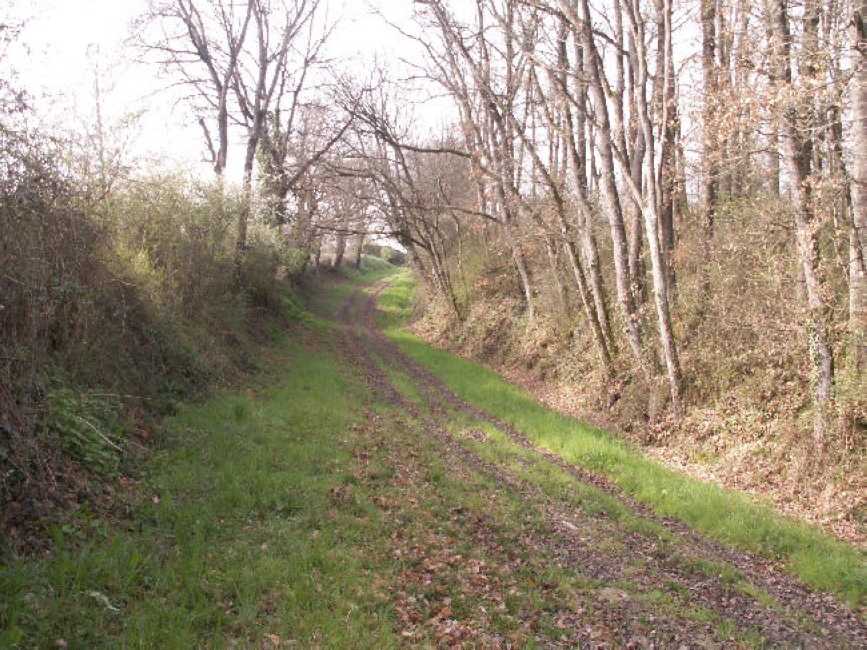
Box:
[361,242,385,257]
[44,389,125,475]
[357,253,397,276]
[383,248,407,266]
[0,338,397,647]
[375,268,415,330]
[335,254,397,285]
[279,291,307,322]
[281,246,311,277]
[0,137,296,517]
[361,243,407,266]
[2,271,862,646]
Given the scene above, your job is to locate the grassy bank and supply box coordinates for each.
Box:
[1,165,302,538]
[0,328,397,647]
[378,271,867,609]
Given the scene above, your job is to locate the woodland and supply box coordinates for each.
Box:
[1,0,866,647]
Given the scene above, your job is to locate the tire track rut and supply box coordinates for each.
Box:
[333,282,866,648]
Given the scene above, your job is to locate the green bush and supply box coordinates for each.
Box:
[44,389,125,475]
[0,129,293,522]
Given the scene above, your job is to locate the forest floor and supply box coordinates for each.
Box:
[2,266,866,648]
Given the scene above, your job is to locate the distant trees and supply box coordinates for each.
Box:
[341,0,867,438]
[118,0,867,435]
[139,0,349,272]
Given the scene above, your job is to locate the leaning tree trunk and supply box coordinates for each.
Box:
[354,234,365,269]
[850,0,867,373]
[558,28,614,349]
[577,0,645,371]
[655,0,678,290]
[333,227,348,268]
[626,0,684,412]
[626,69,647,305]
[511,237,536,321]
[767,126,781,197]
[544,235,568,311]
[563,223,613,374]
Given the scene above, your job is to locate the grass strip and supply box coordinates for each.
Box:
[377,274,867,608]
[0,334,398,647]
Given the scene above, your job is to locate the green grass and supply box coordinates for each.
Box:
[449,417,672,542]
[0,334,398,647]
[374,268,415,330]
[303,256,401,324]
[341,255,401,285]
[372,408,675,646]
[381,373,776,646]
[377,275,867,608]
[3,261,862,646]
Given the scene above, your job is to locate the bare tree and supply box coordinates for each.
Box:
[140,0,252,177]
[701,0,718,236]
[654,0,677,287]
[567,0,647,371]
[622,0,684,410]
[767,0,835,443]
[230,0,320,269]
[851,0,867,372]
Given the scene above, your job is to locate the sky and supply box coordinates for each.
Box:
[5,0,429,180]
[5,0,710,185]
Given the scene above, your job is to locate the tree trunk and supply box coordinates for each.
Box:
[626,23,647,303]
[564,235,613,373]
[333,212,349,269]
[578,0,645,370]
[216,91,229,177]
[701,0,719,236]
[655,0,677,289]
[625,0,684,412]
[850,0,867,372]
[512,241,536,321]
[545,235,568,312]
[312,238,322,272]
[559,27,614,349]
[642,197,683,411]
[771,0,834,444]
[767,127,781,197]
[626,131,646,302]
[354,234,365,269]
[236,133,258,281]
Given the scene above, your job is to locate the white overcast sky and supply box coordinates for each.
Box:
[5,0,716,184]
[5,0,433,180]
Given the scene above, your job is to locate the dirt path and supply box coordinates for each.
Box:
[333,281,867,648]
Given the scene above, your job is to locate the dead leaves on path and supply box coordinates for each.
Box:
[391,535,503,646]
[350,413,597,649]
[336,289,866,648]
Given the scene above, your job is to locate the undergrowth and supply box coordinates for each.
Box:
[0,333,397,647]
[0,132,307,541]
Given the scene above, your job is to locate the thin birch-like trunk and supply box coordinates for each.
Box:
[850,0,867,372]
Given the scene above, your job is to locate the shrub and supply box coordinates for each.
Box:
[0,128,292,537]
[44,389,124,476]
